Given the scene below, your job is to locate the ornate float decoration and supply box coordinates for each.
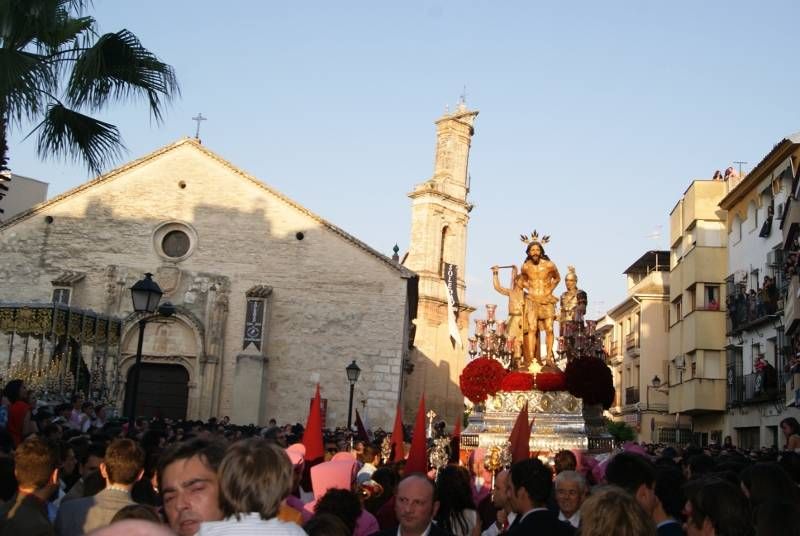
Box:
[460,231,613,459]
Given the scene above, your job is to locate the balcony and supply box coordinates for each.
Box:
[726,286,780,335]
[609,341,620,356]
[625,387,640,405]
[668,378,726,414]
[670,246,727,302]
[728,369,785,406]
[672,310,726,354]
[628,270,668,295]
[625,332,639,350]
[785,274,800,335]
[786,373,800,407]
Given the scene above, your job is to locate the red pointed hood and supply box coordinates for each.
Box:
[390,403,405,462]
[302,384,324,463]
[508,401,532,463]
[404,395,428,474]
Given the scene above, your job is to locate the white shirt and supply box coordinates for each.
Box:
[356,462,377,484]
[558,510,580,528]
[200,514,307,536]
[481,511,516,536]
[517,507,548,524]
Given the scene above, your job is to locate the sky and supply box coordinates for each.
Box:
[7,0,800,323]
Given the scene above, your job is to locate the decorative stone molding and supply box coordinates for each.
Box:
[51,270,86,286]
[245,285,273,298]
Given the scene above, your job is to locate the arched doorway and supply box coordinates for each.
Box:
[124,364,189,420]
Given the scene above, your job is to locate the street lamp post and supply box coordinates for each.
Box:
[128,273,164,432]
[346,360,361,430]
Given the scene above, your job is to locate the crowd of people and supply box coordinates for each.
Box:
[2,378,800,535]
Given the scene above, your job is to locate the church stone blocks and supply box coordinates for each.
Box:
[0,139,415,429]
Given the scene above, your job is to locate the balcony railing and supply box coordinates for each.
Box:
[625,332,639,350]
[609,341,619,356]
[728,368,786,406]
[726,287,780,334]
[625,387,640,405]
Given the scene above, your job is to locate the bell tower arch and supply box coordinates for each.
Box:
[403,101,478,426]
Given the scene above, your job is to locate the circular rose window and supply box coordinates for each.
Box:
[153,222,197,262]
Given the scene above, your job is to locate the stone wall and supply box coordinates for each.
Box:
[0,140,411,429]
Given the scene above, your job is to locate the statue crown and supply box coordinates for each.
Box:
[520,230,550,246]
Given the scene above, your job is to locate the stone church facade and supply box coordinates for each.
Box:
[0,139,417,429]
[0,104,479,429]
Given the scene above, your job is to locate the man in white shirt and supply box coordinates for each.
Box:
[356,445,380,485]
[481,469,516,536]
[554,471,586,528]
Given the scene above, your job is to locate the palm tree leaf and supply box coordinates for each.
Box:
[0,0,86,50]
[0,48,54,125]
[29,102,124,174]
[67,29,179,121]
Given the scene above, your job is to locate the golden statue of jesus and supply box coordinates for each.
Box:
[520,234,560,369]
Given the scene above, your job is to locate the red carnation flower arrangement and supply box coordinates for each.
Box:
[534,370,567,391]
[459,357,508,405]
[500,371,534,392]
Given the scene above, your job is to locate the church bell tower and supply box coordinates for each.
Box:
[403,100,478,426]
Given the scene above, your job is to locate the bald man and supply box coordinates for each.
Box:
[371,474,453,536]
[482,470,517,536]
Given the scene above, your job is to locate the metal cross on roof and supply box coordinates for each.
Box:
[192,113,207,139]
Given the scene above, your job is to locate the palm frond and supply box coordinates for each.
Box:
[29,102,124,174]
[37,14,94,51]
[67,29,179,121]
[0,48,55,125]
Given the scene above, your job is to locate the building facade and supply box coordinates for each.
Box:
[668,180,729,445]
[0,138,418,430]
[0,174,48,221]
[599,251,683,443]
[719,133,800,449]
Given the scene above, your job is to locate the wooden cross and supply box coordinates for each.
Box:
[192,113,207,139]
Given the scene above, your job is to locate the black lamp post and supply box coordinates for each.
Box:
[128,273,163,432]
[346,360,361,429]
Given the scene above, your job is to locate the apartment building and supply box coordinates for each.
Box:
[668,180,728,446]
[719,133,800,449]
[598,250,689,443]
[782,137,800,417]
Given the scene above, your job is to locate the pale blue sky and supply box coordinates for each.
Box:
[7,1,800,318]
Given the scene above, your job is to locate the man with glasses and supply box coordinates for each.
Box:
[553,471,586,528]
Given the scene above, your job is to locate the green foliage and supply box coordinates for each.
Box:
[605,419,636,443]
[0,0,179,174]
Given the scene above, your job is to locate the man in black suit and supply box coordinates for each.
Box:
[505,459,574,536]
[370,473,452,536]
[653,466,686,536]
[0,437,59,536]
[605,453,665,532]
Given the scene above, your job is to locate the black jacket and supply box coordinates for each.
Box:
[505,509,574,536]
[371,521,454,536]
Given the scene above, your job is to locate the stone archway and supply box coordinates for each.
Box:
[120,314,206,420]
[124,363,189,420]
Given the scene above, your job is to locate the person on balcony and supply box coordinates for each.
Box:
[780,417,800,451]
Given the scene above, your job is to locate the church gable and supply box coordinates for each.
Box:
[0,139,412,281]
